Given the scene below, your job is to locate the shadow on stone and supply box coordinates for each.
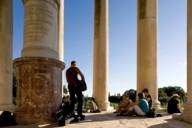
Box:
[76,112,145,123]
[6,123,57,128]
[147,118,192,128]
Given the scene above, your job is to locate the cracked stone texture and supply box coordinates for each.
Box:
[14,57,64,124]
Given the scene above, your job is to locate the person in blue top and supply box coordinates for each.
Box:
[129,93,149,116]
[138,93,149,114]
[142,88,152,110]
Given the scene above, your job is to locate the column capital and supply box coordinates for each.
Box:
[0,0,14,112]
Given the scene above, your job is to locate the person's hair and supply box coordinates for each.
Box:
[142,88,149,93]
[138,93,144,99]
[147,94,152,98]
[71,61,76,65]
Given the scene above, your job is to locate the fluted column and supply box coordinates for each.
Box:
[0,0,14,111]
[180,0,192,123]
[22,0,59,59]
[15,0,64,124]
[93,0,110,110]
[58,0,64,96]
[58,0,64,61]
[137,0,160,108]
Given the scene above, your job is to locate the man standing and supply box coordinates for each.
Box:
[66,61,85,121]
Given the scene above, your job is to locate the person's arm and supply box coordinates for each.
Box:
[176,99,181,110]
[129,100,138,107]
[76,67,85,81]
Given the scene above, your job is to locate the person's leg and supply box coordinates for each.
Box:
[123,106,136,116]
[68,86,80,123]
[76,88,84,120]
[128,106,134,112]
[68,86,76,115]
[132,105,145,116]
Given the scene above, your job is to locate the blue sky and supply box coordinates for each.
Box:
[13,0,187,96]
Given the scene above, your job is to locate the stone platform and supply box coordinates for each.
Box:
[7,111,192,128]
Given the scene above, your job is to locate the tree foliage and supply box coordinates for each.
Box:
[109,89,137,103]
[158,86,186,104]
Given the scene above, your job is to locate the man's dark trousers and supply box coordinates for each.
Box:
[68,85,83,117]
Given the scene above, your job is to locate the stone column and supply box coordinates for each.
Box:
[21,0,59,59]
[137,0,160,108]
[0,0,14,111]
[58,0,64,61]
[180,0,192,123]
[14,0,65,124]
[58,0,64,96]
[93,0,110,111]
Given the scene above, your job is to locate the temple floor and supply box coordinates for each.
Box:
[7,111,192,128]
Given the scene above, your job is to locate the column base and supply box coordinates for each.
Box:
[106,105,114,111]
[0,104,15,112]
[175,103,192,124]
[152,100,161,110]
[14,57,65,124]
[98,101,114,111]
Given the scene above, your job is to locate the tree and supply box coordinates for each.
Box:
[158,86,186,104]
[164,86,185,100]
[158,88,168,105]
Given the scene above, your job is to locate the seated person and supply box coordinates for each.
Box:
[167,94,181,114]
[128,93,149,116]
[142,88,153,109]
[88,97,101,113]
[146,94,152,110]
[115,95,132,114]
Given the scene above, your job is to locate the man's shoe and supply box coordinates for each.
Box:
[70,117,79,123]
[80,115,85,120]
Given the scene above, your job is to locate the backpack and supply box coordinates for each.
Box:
[78,80,87,91]
[145,109,156,118]
[56,97,73,126]
[0,111,17,126]
[145,109,162,118]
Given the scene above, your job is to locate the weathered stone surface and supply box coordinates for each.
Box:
[22,0,59,59]
[180,0,192,123]
[0,0,14,111]
[179,104,192,123]
[137,0,159,109]
[14,57,64,124]
[93,0,110,111]
[58,0,64,61]
[7,112,192,128]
